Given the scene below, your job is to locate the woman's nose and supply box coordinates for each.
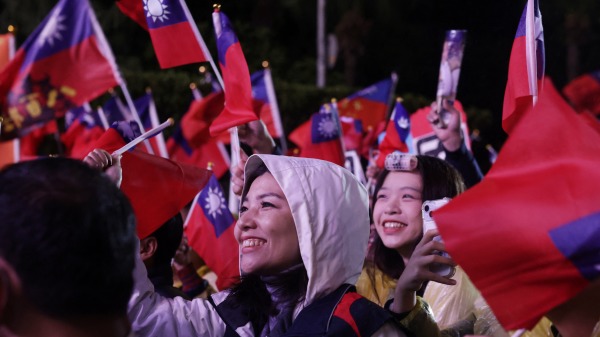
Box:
[384,198,401,215]
[237,208,257,231]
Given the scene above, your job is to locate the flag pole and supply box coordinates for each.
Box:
[263,62,287,154]
[112,118,174,156]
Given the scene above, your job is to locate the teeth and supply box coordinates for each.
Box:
[242,239,266,247]
[384,222,406,228]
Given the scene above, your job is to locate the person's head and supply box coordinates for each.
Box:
[140,214,184,268]
[238,155,370,305]
[370,155,464,278]
[236,164,300,276]
[0,158,136,326]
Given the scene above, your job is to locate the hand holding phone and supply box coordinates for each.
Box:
[422,198,455,278]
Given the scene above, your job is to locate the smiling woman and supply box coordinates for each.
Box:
[128,154,410,336]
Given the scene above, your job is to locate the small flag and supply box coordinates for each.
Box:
[185,174,240,290]
[135,92,168,158]
[502,0,545,134]
[251,68,286,152]
[376,98,413,168]
[116,0,210,69]
[61,104,105,159]
[210,8,258,136]
[337,74,396,131]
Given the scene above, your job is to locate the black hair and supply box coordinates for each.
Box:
[368,155,464,286]
[0,158,136,319]
[148,214,184,266]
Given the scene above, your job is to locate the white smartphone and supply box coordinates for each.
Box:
[422,198,455,278]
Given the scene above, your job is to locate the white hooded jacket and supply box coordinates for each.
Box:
[128,155,405,336]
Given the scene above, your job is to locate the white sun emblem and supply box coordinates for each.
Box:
[204,187,226,218]
[397,116,409,129]
[38,12,66,47]
[317,116,338,138]
[144,0,170,23]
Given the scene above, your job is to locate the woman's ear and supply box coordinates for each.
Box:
[139,237,158,262]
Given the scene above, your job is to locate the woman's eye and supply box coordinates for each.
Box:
[261,201,275,208]
[376,194,386,200]
[402,194,415,199]
[239,206,248,214]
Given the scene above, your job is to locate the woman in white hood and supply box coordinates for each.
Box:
[128,154,407,336]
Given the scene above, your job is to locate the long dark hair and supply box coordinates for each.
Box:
[367,155,464,291]
[228,162,308,333]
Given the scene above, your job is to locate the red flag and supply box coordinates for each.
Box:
[340,116,364,153]
[116,0,210,69]
[410,100,471,158]
[337,74,396,131]
[502,0,545,134]
[210,9,258,136]
[91,127,212,239]
[181,91,224,147]
[0,140,19,169]
[185,174,240,290]
[250,68,287,152]
[434,79,600,330]
[288,104,345,166]
[562,71,600,116]
[0,0,120,139]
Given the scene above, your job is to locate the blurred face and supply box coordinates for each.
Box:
[235,172,301,275]
[372,171,424,256]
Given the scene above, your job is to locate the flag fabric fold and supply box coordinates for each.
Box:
[90,123,212,239]
[185,174,240,290]
[502,0,545,134]
[210,9,258,136]
[562,70,600,116]
[434,79,600,330]
[135,92,168,158]
[116,0,209,69]
[0,0,120,139]
[61,104,105,159]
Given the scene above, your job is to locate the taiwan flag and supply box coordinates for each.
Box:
[210,8,258,136]
[0,0,120,139]
[185,174,240,290]
[116,0,210,69]
[289,103,345,167]
[376,98,413,168]
[434,79,600,330]
[503,0,545,134]
[61,104,105,159]
[251,68,286,151]
[337,74,396,131]
[90,122,211,239]
[100,94,131,127]
[562,70,600,116]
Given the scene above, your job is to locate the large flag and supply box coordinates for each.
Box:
[116,0,210,69]
[434,79,600,330]
[251,68,286,151]
[135,92,168,158]
[185,174,240,290]
[409,100,471,159]
[337,74,396,131]
[289,103,345,166]
[376,98,413,168]
[90,123,211,239]
[562,70,600,116]
[0,0,120,139]
[210,8,258,136]
[502,0,545,134]
[61,104,105,159]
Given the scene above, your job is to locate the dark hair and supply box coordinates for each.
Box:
[148,214,184,266]
[0,158,137,319]
[368,155,465,282]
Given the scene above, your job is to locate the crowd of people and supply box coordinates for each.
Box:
[0,96,598,337]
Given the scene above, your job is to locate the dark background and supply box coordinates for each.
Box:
[1,0,599,151]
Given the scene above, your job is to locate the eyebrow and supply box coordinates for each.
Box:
[242,192,285,203]
[378,186,422,193]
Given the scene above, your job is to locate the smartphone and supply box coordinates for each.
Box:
[422,198,455,278]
